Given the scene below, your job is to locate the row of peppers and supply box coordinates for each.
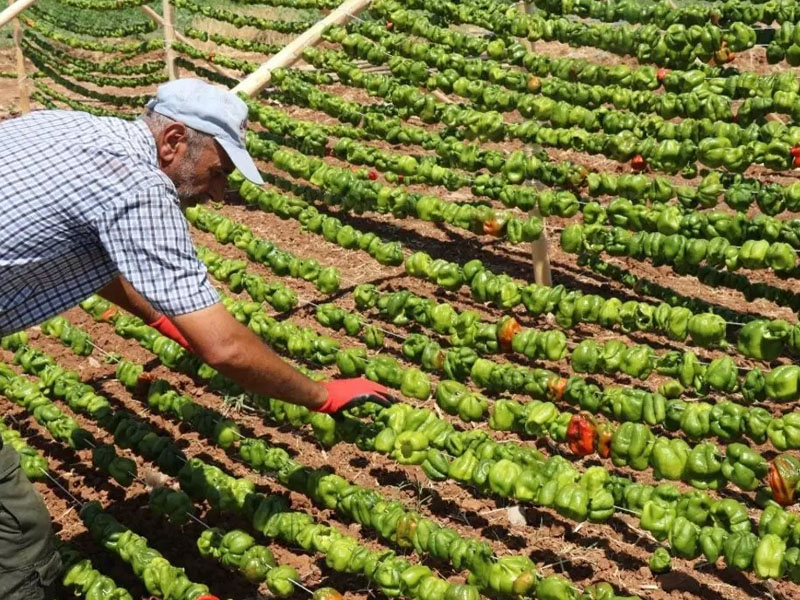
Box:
[186,204,343,294]
[0,383,48,481]
[365,1,800,117]
[168,250,799,509]
[561,221,798,277]
[22,330,337,598]
[248,134,545,244]
[228,174,765,361]
[19,14,156,54]
[172,0,313,33]
[531,0,800,28]
[78,296,800,578]
[122,298,800,580]
[325,25,798,155]
[187,223,790,467]
[338,20,770,126]
[21,36,168,89]
[27,4,156,38]
[298,42,793,175]
[58,539,135,600]
[583,192,800,249]
[81,335,516,600]
[316,299,797,500]
[90,298,795,586]
[372,1,751,68]
[251,161,800,323]
[9,333,326,599]
[305,285,798,500]
[257,66,800,222]
[116,355,632,600]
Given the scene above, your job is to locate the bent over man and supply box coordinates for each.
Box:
[0,78,390,599]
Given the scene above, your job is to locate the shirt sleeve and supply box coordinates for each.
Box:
[93,184,219,317]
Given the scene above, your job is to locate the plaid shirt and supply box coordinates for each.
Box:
[0,109,219,335]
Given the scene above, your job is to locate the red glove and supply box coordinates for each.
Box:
[148,315,192,351]
[315,378,395,413]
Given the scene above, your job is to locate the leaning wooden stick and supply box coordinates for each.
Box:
[232,0,372,97]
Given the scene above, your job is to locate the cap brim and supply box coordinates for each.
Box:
[217,137,264,185]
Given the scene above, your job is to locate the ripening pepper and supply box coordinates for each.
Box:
[649,548,672,574]
[566,413,597,456]
[723,532,758,571]
[721,443,768,491]
[768,453,800,506]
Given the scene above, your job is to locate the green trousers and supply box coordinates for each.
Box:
[0,445,62,600]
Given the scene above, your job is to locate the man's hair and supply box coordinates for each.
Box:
[139,109,213,161]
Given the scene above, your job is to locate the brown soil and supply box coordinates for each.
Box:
[2,28,800,600]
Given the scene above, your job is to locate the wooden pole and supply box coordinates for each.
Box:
[516,1,551,285]
[0,0,37,30]
[530,206,552,286]
[9,0,28,113]
[162,0,178,80]
[139,5,229,77]
[232,0,372,97]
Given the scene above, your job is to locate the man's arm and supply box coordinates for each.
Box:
[97,275,162,323]
[172,303,329,409]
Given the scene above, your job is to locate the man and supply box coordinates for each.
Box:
[0,78,391,599]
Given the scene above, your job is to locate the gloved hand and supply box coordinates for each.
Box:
[315,378,395,413]
[149,315,192,351]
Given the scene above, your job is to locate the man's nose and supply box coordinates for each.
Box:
[209,176,226,202]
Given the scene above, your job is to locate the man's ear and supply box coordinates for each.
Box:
[157,122,188,168]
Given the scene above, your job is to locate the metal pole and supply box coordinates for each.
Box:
[162,0,178,80]
[9,0,28,113]
[232,0,372,97]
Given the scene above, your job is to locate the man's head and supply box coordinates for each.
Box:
[140,79,263,206]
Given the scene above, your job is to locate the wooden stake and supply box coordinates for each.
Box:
[517,1,551,285]
[0,0,37,30]
[162,0,178,80]
[9,0,28,113]
[232,0,372,97]
[530,207,552,286]
[139,5,229,78]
